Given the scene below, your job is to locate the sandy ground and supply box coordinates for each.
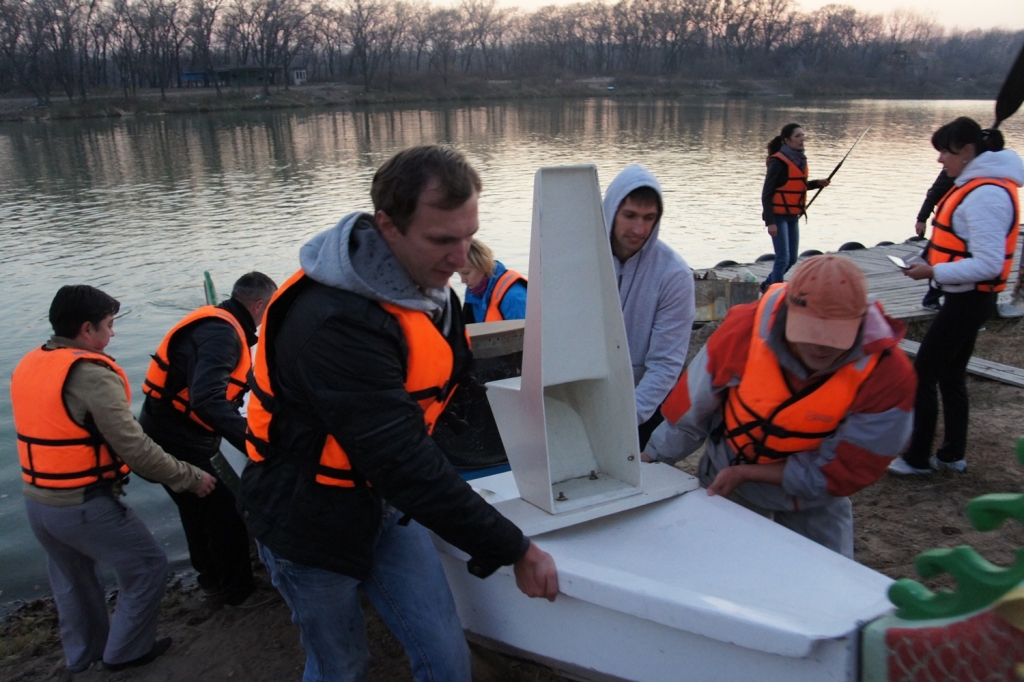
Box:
[3,317,1024,681]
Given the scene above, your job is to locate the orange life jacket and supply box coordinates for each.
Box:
[926,177,1021,293]
[720,285,880,464]
[11,346,132,488]
[484,270,528,322]
[246,270,461,488]
[142,306,251,430]
[770,152,808,216]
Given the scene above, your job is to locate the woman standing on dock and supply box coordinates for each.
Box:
[760,123,831,292]
[889,117,1024,475]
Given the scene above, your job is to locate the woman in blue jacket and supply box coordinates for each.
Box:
[459,239,527,323]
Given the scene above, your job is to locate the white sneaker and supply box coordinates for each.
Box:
[888,457,932,476]
[930,456,967,473]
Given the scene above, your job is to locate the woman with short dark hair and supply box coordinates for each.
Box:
[890,117,1024,475]
[760,123,832,291]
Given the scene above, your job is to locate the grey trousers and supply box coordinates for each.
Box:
[697,454,855,558]
[25,495,168,670]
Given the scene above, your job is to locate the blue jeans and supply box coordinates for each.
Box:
[765,214,800,286]
[257,507,470,682]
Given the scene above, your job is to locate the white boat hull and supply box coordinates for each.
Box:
[435,468,894,682]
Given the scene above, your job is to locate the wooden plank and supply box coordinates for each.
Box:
[898,339,1024,389]
[698,238,1024,323]
[467,319,524,358]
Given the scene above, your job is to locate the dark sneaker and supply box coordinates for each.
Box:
[887,457,932,476]
[921,300,941,312]
[930,455,967,473]
[103,637,172,672]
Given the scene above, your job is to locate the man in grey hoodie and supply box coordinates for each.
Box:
[238,146,557,682]
[602,165,696,448]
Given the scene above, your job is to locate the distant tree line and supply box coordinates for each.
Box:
[0,0,1021,104]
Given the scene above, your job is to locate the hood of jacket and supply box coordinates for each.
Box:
[299,211,450,321]
[958,149,1024,188]
[602,164,664,261]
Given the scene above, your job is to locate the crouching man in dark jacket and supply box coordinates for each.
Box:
[238,146,557,682]
[139,272,277,607]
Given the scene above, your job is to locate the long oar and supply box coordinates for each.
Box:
[988,42,1024,317]
[202,270,244,494]
[802,126,870,219]
[994,41,1024,129]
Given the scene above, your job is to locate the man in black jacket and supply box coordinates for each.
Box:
[140,272,276,607]
[238,146,557,682]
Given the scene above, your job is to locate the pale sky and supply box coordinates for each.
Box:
[499,0,1024,32]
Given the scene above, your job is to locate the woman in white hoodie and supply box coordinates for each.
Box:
[889,117,1024,475]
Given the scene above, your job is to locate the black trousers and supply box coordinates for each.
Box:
[161,452,255,604]
[638,408,666,452]
[903,289,995,468]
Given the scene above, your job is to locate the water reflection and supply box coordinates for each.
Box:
[1,98,1019,601]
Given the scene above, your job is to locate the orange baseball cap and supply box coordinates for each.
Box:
[785,255,868,350]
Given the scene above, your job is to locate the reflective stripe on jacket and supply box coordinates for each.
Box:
[12,346,131,488]
[719,285,879,464]
[927,177,1021,293]
[484,269,528,322]
[246,270,459,488]
[142,306,251,430]
[770,152,808,216]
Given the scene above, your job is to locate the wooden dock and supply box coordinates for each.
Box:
[467,237,1024,389]
[696,238,1024,322]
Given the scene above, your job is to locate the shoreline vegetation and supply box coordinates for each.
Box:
[4,315,1024,681]
[2,0,1021,128]
[0,75,1005,123]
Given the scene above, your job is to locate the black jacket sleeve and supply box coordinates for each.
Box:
[186,320,249,453]
[917,170,955,223]
[294,306,528,575]
[761,158,788,224]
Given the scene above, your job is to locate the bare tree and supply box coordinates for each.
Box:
[0,0,56,103]
[186,0,223,93]
[343,0,384,91]
[459,0,498,73]
[427,6,460,84]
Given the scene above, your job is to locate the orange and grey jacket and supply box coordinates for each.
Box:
[12,346,131,488]
[927,177,1020,293]
[718,286,879,464]
[650,285,915,508]
[143,306,251,431]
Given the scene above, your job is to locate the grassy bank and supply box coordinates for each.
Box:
[0,73,997,123]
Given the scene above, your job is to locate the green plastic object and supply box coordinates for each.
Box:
[967,493,1024,531]
[204,271,217,306]
[887,435,1024,620]
[889,546,1024,619]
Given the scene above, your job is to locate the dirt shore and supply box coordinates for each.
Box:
[3,317,1024,681]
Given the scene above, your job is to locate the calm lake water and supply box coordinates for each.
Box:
[2,97,1021,603]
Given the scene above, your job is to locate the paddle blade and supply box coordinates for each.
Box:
[995,42,1024,128]
[203,270,218,306]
